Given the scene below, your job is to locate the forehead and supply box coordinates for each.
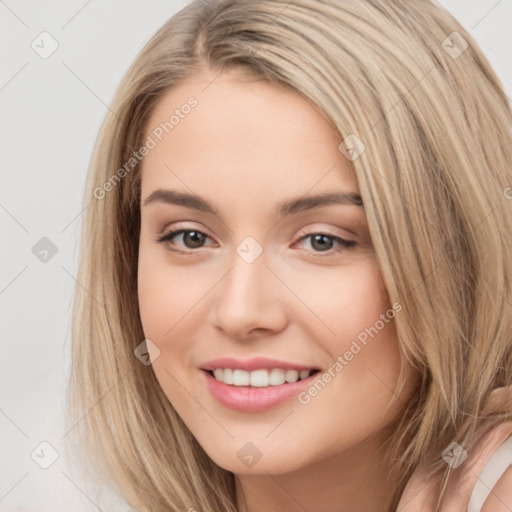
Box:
[140,68,359,203]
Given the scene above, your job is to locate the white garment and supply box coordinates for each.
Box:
[468,435,512,512]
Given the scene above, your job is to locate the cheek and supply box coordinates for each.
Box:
[329,263,402,395]
[291,259,405,420]
[282,256,394,353]
[137,242,210,343]
[137,246,202,405]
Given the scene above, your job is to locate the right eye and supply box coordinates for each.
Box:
[156,228,215,253]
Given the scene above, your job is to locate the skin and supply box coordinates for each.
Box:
[137,67,416,512]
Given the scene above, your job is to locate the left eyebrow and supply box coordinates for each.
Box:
[277,191,363,216]
[142,189,363,217]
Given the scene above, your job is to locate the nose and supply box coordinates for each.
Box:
[209,246,288,341]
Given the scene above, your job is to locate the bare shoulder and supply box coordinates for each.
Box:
[481,466,512,512]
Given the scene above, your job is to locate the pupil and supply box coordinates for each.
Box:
[185,231,204,248]
[311,234,333,251]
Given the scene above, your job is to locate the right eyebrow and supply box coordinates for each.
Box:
[143,189,219,215]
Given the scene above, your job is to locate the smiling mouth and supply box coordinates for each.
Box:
[204,368,321,387]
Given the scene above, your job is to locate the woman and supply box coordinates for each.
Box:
[67,0,512,510]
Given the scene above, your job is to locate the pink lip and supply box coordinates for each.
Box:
[199,356,318,372]
[200,368,320,413]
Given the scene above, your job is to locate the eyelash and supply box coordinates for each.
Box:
[155,228,357,258]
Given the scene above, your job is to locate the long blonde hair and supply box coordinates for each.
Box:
[67,1,512,510]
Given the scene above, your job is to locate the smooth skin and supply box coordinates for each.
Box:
[137,67,417,512]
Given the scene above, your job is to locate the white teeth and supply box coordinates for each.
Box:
[249,369,269,387]
[299,369,310,380]
[223,368,234,385]
[210,368,314,387]
[285,369,299,383]
[269,368,286,385]
[232,369,250,386]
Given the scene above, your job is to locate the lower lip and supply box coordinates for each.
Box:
[200,369,318,412]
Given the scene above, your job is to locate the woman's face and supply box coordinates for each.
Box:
[137,68,412,475]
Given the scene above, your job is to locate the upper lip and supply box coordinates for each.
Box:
[199,357,320,372]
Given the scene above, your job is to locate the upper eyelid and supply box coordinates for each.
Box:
[158,226,354,247]
[158,224,215,242]
[159,221,352,237]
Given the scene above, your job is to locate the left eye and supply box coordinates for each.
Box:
[295,233,356,255]
[156,229,356,255]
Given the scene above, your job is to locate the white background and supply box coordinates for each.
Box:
[1,0,511,510]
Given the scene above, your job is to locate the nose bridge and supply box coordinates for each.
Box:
[223,239,270,311]
[212,236,286,337]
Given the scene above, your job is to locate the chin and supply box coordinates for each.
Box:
[196,437,318,476]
